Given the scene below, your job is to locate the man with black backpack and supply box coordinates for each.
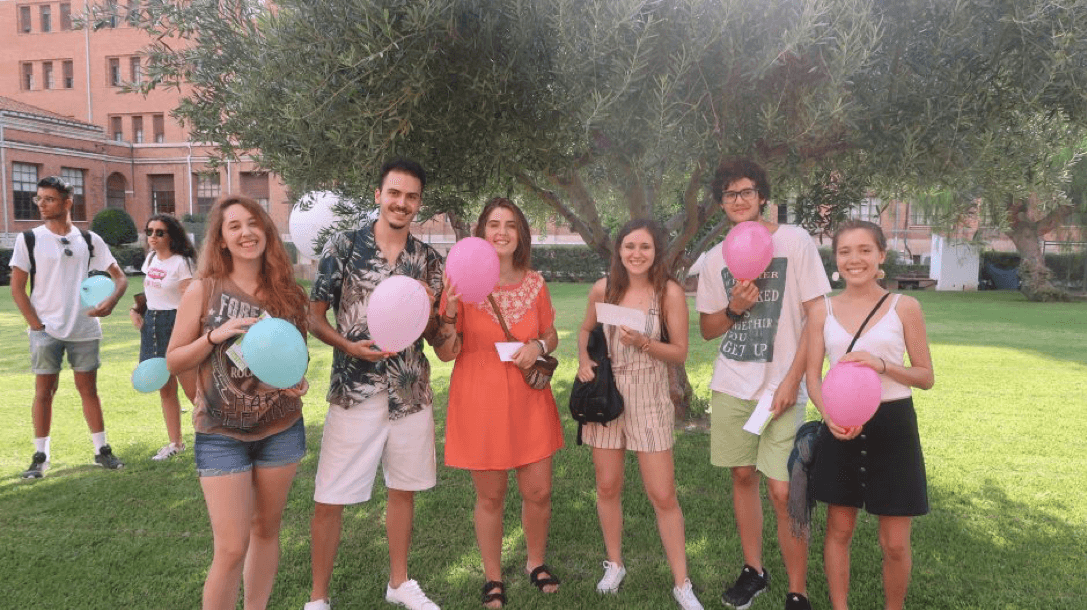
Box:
[9,176,128,479]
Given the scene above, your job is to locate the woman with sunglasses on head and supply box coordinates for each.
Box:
[166,195,310,610]
[804,220,934,610]
[132,214,198,461]
[576,219,704,610]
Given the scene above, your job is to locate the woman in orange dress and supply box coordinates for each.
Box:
[435,197,564,609]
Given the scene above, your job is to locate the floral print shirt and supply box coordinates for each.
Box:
[310,222,444,419]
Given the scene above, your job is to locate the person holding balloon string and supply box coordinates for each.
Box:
[575,218,705,610]
[696,159,830,610]
[434,197,564,609]
[130,213,197,461]
[803,220,934,610]
[166,194,310,610]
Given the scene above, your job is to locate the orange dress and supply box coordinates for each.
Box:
[443,270,564,470]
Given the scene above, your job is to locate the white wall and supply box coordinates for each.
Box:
[931,234,980,291]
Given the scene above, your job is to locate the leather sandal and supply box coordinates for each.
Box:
[481,580,506,608]
[528,564,560,593]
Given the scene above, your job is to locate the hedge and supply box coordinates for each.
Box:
[532,245,608,283]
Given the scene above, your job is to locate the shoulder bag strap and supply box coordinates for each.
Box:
[487,294,518,343]
[846,291,892,353]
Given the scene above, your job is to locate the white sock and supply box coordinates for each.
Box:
[91,431,107,453]
[34,436,51,460]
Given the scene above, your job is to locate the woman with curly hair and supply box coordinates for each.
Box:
[131,213,197,461]
[167,195,310,610]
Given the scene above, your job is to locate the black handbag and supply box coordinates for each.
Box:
[568,323,624,445]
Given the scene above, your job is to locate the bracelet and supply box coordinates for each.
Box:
[535,338,548,354]
[640,338,652,353]
[206,329,219,346]
[879,358,887,374]
[441,313,457,324]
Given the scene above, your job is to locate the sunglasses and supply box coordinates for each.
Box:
[145,228,166,237]
[59,237,73,257]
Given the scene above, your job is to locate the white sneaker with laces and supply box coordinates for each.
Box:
[302,600,331,610]
[597,560,626,593]
[385,579,440,610]
[673,578,705,610]
[151,442,185,461]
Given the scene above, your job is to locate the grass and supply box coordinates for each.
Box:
[1,285,1085,609]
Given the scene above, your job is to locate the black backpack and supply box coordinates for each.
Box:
[568,323,624,445]
[22,228,95,294]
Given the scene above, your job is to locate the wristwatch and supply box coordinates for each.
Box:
[725,306,746,322]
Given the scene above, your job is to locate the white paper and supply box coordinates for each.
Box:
[495,342,524,362]
[742,390,775,435]
[595,302,647,330]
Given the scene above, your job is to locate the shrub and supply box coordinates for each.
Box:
[110,245,147,272]
[532,246,608,282]
[91,208,138,246]
[0,248,11,286]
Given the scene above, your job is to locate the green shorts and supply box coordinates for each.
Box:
[710,391,804,482]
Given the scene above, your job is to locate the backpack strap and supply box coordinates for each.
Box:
[81,230,94,260]
[23,230,36,295]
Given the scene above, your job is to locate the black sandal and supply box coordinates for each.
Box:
[528,564,560,593]
[481,580,506,608]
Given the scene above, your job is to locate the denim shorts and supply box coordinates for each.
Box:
[29,330,100,374]
[139,309,177,362]
[194,416,306,477]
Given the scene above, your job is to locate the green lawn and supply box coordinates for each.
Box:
[1,285,1084,609]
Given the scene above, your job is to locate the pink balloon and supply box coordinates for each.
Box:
[366,276,431,353]
[446,236,500,304]
[722,221,774,281]
[821,361,882,427]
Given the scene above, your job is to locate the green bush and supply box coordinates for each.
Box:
[0,248,11,286]
[91,208,138,246]
[532,245,608,283]
[110,245,147,272]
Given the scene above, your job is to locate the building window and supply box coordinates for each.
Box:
[60,3,72,30]
[108,58,121,86]
[132,116,144,143]
[240,171,271,210]
[126,0,140,26]
[152,114,165,142]
[62,168,86,222]
[129,56,142,84]
[851,198,882,222]
[909,201,935,226]
[111,116,124,141]
[22,63,34,90]
[150,174,176,214]
[43,62,54,89]
[13,163,40,221]
[104,1,119,28]
[40,5,52,32]
[107,174,127,209]
[194,172,221,214]
[63,60,74,88]
[19,5,32,33]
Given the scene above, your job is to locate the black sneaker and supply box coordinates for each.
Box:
[722,565,770,609]
[784,593,812,610]
[21,452,49,479]
[94,445,124,470]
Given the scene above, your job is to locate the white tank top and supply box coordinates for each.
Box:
[824,294,911,401]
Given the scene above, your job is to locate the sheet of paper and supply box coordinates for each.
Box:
[595,302,647,330]
[495,342,524,362]
[742,390,775,435]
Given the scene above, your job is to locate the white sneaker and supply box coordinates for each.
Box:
[302,600,331,610]
[597,560,626,593]
[673,578,704,610]
[151,442,185,461]
[385,579,440,610]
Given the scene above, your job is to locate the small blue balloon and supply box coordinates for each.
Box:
[132,357,171,393]
[241,317,308,389]
[80,275,115,309]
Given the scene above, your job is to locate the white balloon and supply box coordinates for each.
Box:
[289,191,343,260]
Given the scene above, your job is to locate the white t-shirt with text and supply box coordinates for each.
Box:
[141,252,194,311]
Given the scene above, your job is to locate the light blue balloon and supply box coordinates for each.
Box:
[132,357,171,393]
[81,275,115,309]
[241,317,308,389]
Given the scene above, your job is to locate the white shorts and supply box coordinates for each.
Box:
[313,392,437,505]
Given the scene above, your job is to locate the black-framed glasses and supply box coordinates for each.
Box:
[59,237,73,257]
[723,188,760,204]
[145,228,166,237]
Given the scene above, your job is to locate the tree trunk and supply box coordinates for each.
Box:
[1004,197,1073,302]
[668,362,693,421]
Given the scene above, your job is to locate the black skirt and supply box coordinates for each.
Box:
[813,396,929,516]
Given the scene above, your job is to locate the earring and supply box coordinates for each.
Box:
[877,268,886,280]
[831,271,840,282]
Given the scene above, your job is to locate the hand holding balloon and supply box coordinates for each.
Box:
[441,274,461,320]
[727,280,759,314]
[723,221,774,281]
[345,339,396,362]
[820,360,882,428]
[241,317,309,389]
[445,237,499,304]
[367,276,431,353]
[839,350,885,373]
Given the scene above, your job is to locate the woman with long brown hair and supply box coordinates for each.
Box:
[576,218,703,610]
[166,195,310,610]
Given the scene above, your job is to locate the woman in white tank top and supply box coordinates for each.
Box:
[803,220,934,610]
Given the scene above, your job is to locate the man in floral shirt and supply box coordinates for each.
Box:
[304,158,446,610]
